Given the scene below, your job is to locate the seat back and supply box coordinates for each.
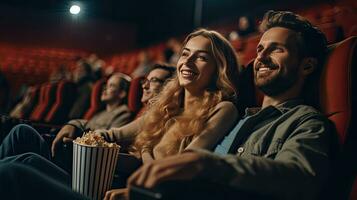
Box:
[44,81,76,124]
[29,82,57,122]
[83,79,106,120]
[127,76,144,117]
[319,36,357,199]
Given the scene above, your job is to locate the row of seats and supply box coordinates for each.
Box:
[108,44,166,75]
[14,76,145,125]
[1,2,355,101]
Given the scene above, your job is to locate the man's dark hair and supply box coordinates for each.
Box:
[151,63,176,80]
[260,10,328,107]
[109,73,130,104]
[260,10,328,67]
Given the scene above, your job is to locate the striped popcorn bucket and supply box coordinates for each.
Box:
[72,141,120,200]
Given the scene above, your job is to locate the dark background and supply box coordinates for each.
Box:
[0,0,332,55]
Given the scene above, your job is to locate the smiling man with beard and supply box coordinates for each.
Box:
[124,10,337,200]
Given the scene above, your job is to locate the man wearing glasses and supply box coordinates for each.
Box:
[140,64,176,106]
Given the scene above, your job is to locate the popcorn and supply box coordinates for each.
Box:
[74,131,119,148]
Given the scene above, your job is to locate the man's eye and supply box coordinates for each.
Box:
[181,51,189,57]
[256,47,262,53]
[273,48,284,53]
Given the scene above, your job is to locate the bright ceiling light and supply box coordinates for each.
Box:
[70,5,81,15]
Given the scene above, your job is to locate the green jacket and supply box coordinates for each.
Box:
[194,99,335,200]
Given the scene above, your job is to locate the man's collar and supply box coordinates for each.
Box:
[244,98,304,117]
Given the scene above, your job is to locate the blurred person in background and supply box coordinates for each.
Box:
[68,60,95,119]
[131,51,155,78]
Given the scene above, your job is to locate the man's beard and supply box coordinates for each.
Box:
[254,63,298,97]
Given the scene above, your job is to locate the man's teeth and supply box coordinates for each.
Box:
[258,67,270,71]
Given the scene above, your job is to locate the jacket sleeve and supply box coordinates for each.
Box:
[110,111,132,128]
[97,116,144,144]
[185,101,239,151]
[190,113,333,200]
[67,119,88,131]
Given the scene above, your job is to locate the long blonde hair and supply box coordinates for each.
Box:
[131,29,240,158]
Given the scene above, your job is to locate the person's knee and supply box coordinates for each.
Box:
[11,124,42,140]
[6,152,46,164]
[13,124,38,135]
[21,152,47,163]
[0,162,22,179]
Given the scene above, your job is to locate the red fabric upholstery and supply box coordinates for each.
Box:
[44,81,76,124]
[319,36,357,199]
[320,37,356,144]
[29,82,57,122]
[240,33,261,66]
[83,79,106,120]
[319,23,343,44]
[128,76,144,115]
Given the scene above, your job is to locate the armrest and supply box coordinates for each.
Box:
[128,180,274,200]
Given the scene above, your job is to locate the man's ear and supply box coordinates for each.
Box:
[118,90,127,99]
[302,57,317,76]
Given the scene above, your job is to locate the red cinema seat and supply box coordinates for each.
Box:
[127,76,145,118]
[83,79,106,120]
[318,36,357,199]
[44,81,76,124]
[29,83,57,122]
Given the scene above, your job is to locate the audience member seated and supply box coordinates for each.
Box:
[131,51,155,78]
[68,60,95,119]
[229,15,256,42]
[0,28,241,200]
[138,63,176,115]
[48,65,71,84]
[164,38,182,65]
[55,73,131,141]
[9,86,39,119]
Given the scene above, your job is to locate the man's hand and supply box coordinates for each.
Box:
[51,125,77,157]
[103,188,128,200]
[127,152,208,189]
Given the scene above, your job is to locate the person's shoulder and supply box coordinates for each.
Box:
[213,101,238,117]
[113,104,131,114]
[215,101,237,111]
[289,104,329,122]
[292,104,323,116]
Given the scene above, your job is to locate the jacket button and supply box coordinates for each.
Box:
[237,147,244,153]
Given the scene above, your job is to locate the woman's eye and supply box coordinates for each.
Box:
[197,55,207,60]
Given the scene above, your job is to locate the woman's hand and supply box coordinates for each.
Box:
[103,188,128,200]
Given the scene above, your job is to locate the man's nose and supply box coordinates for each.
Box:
[142,81,149,89]
[256,49,269,63]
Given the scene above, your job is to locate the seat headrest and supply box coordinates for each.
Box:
[319,36,357,144]
[128,76,144,113]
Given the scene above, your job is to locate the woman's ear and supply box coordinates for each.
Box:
[302,57,317,76]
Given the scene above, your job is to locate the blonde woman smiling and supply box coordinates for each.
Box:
[98,29,241,163]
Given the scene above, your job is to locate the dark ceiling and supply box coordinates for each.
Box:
[0,0,330,48]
